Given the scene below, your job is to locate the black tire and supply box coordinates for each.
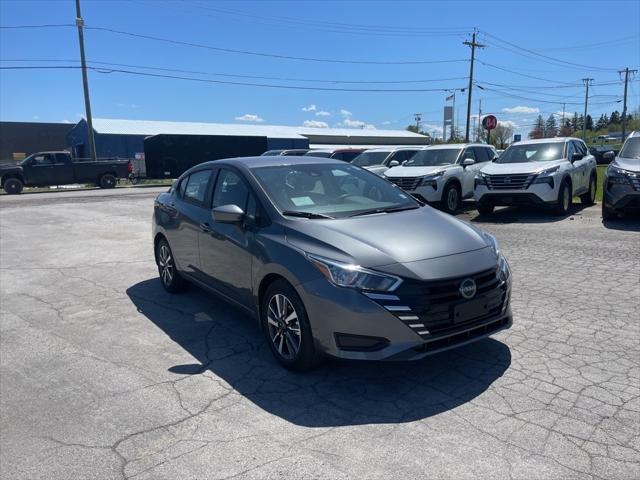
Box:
[3,177,24,195]
[99,173,117,189]
[553,180,572,216]
[477,202,495,216]
[441,182,461,214]
[261,279,321,372]
[602,202,617,220]
[156,238,188,293]
[580,173,597,205]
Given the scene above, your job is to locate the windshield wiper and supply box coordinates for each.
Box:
[282,210,334,219]
[349,205,419,217]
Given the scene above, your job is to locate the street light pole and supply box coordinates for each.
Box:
[463,30,485,142]
[581,78,593,141]
[75,0,96,161]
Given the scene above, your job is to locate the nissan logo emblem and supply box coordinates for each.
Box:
[459,278,477,299]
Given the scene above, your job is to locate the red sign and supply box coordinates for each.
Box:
[482,115,498,130]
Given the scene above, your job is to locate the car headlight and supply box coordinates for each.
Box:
[419,171,445,187]
[474,173,487,187]
[607,166,633,185]
[307,254,402,292]
[483,232,510,283]
[532,166,559,187]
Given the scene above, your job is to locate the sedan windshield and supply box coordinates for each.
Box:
[304,151,332,158]
[619,137,640,159]
[497,143,565,163]
[351,151,390,167]
[405,149,461,166]
[252,163,418,219]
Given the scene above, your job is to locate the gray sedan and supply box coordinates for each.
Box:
[153,156,512,370]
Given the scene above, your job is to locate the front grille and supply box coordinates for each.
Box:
[386,176,420,191]
[630,175,640,191]
[371,268,508,340]
[485,173,535,190]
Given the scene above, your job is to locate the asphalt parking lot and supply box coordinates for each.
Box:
[1,189,639,480]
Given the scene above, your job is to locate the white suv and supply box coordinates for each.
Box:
[474,137,597,216]
[383,144,497,213]
[351,147,426,176]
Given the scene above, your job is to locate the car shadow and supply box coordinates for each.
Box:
[466,202,591,224]
[602,211,640,231]
[127,279,511,427]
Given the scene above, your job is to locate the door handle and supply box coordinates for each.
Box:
[199,222,212,233]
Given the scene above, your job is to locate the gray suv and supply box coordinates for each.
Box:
[153,156,513,370]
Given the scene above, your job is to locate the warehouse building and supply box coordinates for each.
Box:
[0,121,73,161]
[66,118,429,160]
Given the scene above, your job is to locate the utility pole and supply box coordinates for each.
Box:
[414,113,422,133]
[477,99,482,141]
[561,103,565,125]
[581,78,593,141]
[620,68,637,142]
[75,0,96,161]
[463,30,485,142]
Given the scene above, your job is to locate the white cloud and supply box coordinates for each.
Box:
[32,115,40,120]
[235,113,264,122]
[117,103,139,109]
[499,120,519,129]
[302,104,317,112]
[339,109,352,117]
[61,119,72,124]
[302,120,329,128]
[423,123,444,136]
[381,121,392,125]
[315,110,331,117]
[502,105,539,114]
[337,118,375,129]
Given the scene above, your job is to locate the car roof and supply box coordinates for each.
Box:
[363,146,427,153]
[200,155,346,169]
[512,137,574,145]
[425,143,491,150]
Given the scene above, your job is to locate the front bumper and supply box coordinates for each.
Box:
[297,267,512,361]
[475,183,558,206]
[603,181,640,212]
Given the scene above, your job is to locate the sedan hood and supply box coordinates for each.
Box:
[481,159,564,175]
[285,206,491,270]
[384,164,455,178]
[612,157,640,173]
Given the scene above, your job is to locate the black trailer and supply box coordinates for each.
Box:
[143,134,268,179]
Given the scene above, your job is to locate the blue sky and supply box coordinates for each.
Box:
[1,0,639,138]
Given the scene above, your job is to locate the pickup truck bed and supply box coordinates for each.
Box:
[0,151,130,194]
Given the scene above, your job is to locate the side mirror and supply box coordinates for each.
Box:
[389,160,400,167]
[571,153,584,162]
[212,204,244,224]
[603,151,614,161]
[462,158,475,167]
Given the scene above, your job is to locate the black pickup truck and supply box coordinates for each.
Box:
[0,151,130,194]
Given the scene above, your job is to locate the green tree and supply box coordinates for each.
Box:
[609,111,621,125]
[529,115,545,139]
[571,112,579,131]
[558,119,573,137]
[585,114,594,131]
[544,114,558,138]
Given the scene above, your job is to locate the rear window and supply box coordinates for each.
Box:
[619,137,640,159]
[351,151,390,167]
[183,170,212,205]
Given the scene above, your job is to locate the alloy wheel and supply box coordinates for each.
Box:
[447,187,459,212]
[158,244,174,286]
[267,294,301,360]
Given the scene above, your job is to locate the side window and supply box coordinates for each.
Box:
[461,148,476,162]
[473,147,489,163]
[32,154,53,165]
[183,170,212,206]
[566,141,576,159]
[331,152,344,161]
[575,141,588,156]
[177,176,188,198]
[213,169,250,210]
[54,153,68,163]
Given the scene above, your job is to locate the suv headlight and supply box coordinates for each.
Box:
[474,173,487,187]
[607,166,633,185]
[419,171,445,187]
[307,254,402,292]
[532,166,559,187]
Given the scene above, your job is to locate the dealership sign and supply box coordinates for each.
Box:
[482,115,498,130]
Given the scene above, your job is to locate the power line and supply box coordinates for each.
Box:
[479,31,621,72]
[84,26,469,65]
[0,59,468,85]
[0,65,463,92]
[477,61,581,85]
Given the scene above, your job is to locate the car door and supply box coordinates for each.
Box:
[24,153,56,185]
[198,167,254,306]
[569,140,589,192]
[53,153,74,185]
[565,141,583,192]
[170,169,215,277]
[459,147,478,197]
[574,140,593,192]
